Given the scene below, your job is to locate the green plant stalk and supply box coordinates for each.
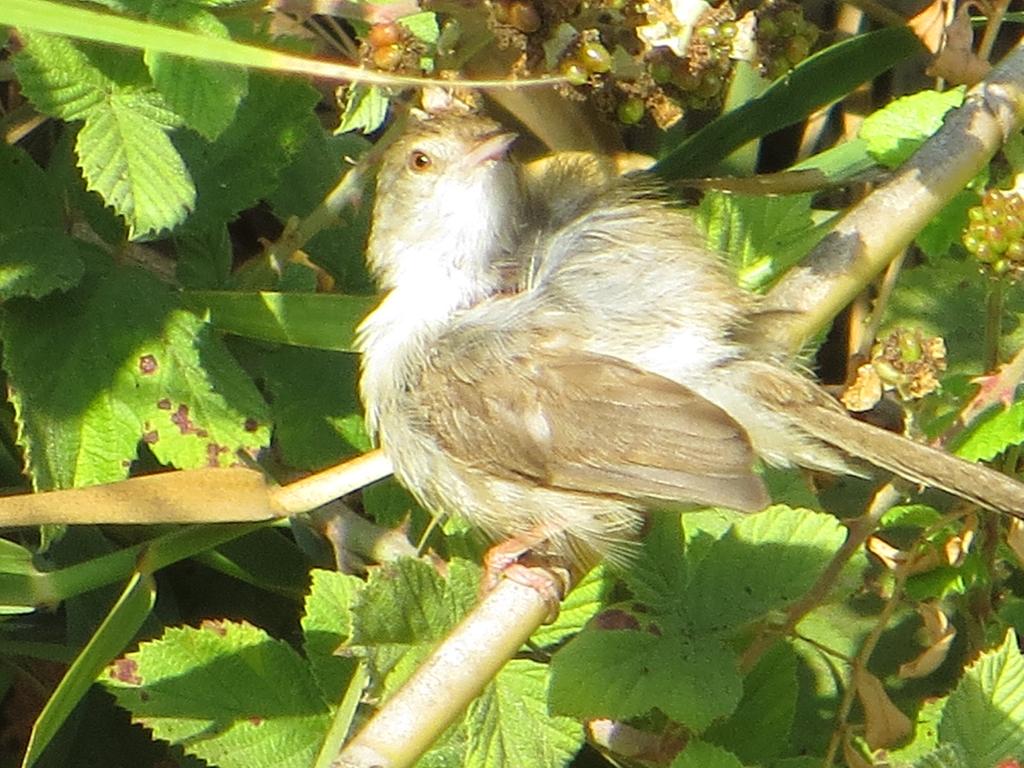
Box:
[314,662,370,768]
[823,563,910,765]
[984,277,1005,371]
[183,291,377,352]
[0,523,267,609]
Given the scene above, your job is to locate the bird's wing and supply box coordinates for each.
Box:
[412,339,769,513]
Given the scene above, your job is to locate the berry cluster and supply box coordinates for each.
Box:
[364,21,426,73]
[560,33,614,85]
[962,189,1024,278]
[657,12,738,112]
[359,1,822,130]
[756,5,820,81]
[842,328,947,412]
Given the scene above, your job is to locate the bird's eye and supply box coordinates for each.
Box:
[408,150,432,172]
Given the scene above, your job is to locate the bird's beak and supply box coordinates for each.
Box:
[463,132,517,168]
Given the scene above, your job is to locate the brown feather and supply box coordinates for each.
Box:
[415,343,770,513]
[735,360,1024,516]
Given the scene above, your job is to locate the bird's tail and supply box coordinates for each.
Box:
[733,360,1024,517]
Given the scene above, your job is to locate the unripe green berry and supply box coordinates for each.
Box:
[561,60,589,85]
[696,71,723,98]
[987,225,1008,253]
[777,9,801,35]
[617,97,645,124]
[696,24,717,41]
[786,35,811,64]
[649,60,673,84]
[580,40,612,73]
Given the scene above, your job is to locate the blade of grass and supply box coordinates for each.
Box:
[21,571,156,768]
[184,290,376,352]
[655,26,924,179]
[0,0,562,88]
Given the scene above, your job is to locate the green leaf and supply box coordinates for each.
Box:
[360,478,420,529]
[105,620,333,768]
[183,290,377,351]
[879,504,945,530]
[76,87,194,237]
[145,2,248,140]
[888,697,948,766]
[259,346,362,469]
[885,258,1024,378]
[1,267,270,489]
[349,557,478,697]
[175,222,233,289]
[24,572,156,767]
[13,31,108,120]
[705,642,798,761]
[337,85,390,135]
[684,506,847,632]
[461,659,582,768]
[620,509,691,610]
[549,628,742,731]
[0,228,87,299]
[698,192,826,289]
[267,131,368,219]
[953,401,1024,462]
[15,32,195,238]
[671,739,745,768]
[0,141,66,231]
[398,11,439,44]
[301,569,363,701]
[530,564,613,648]
[860,88,965,168]
[266,130,374,294]
[912,744,968,768]
[939,630,1024,768]
[915,190,977,261]
[176,73,319,228]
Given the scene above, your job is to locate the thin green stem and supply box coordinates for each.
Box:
[984,277,1005,371]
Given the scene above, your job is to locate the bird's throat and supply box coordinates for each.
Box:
[356,265,497,439]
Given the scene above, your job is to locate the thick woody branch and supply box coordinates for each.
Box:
[763,40,1024,355]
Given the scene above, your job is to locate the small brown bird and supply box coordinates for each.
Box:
[357,111,1024,574]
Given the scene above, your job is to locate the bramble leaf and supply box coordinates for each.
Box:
[105,620,333,768]
[1,266,270,489]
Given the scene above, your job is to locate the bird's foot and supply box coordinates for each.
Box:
[482,539,572,622]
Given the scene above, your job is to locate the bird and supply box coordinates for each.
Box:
[355,110,1024,579]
